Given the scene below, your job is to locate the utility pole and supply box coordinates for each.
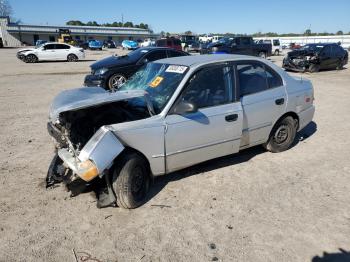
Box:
[122,13,124,24]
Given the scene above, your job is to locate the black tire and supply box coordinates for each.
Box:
[67,54,78,62]
[108,73,127,91]
[274,49,280,56]
[258,52,266,59]
[25,54,38,63]
[263,116,297,153]
[112,153,150,209]
[309,64,320,73]
[336,60,344,70]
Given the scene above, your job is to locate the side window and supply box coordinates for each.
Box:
[168,50,186,57]
[322,46,332,56]
[55,44,70,49]
[156,40,166,47]
[180,66,233,109]
[237,63,268,96]
[145,50,167,62]
[241,38,251,45]
[265,67,283,88]
[44,44,55,50]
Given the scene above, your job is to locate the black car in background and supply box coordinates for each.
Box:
[84,47,189,90]
[283,43,348,72]
[200,36,272,58]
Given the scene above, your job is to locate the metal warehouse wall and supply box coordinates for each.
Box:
[255,35,350,48]
[0,17,22,47]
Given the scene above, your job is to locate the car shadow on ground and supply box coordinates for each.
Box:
[311,248,350,262]
[35,59,96,63]
[146,121,317,205]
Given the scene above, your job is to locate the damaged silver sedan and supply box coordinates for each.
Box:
[47,54,315,209]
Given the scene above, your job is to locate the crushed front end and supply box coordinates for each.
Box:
[46,87,152,207]
[282,49,319,72]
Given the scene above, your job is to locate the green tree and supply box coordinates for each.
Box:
[304,29,312,36]
[0,0,12,17]
[66,20,85,26]
[336,30,343,35]
[184,30,192,35]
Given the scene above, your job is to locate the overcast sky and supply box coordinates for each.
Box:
[9,0,350,34]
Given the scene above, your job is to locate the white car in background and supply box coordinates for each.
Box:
[16,42,85,63]
[140,39,155,47]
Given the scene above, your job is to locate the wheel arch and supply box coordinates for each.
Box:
[113,146,153,177]
[272,111,300,132]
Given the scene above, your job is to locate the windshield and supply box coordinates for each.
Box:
[118,48,149,60]
[217,37,232,44]
[119,63,188,113]
[301,44,324,52]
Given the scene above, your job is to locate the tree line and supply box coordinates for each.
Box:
[66,20,149,30]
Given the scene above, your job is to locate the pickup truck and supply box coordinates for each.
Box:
[200,36,272,58]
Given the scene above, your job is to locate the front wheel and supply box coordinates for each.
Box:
[25,54,38,63]
[108,73,127,91]
[258,52,266,59]
[112,153,150,209]
[263,116,297,153]
[274,50,280,56]
[309,64,320,73]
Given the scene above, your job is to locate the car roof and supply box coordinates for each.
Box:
[154,54,256,67]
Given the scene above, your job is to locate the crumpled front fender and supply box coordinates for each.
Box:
[58,126,124,181]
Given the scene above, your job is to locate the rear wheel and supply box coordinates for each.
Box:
[67,54,78,62]
[263,116,297,153]
[274,49,280,56]
[258,52,266,59]
[108,73,127,91]
[25,54,38,63]
[336,60,344,70]
[112,153,150,209]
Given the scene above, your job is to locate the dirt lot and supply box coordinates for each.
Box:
[0,48,349,262]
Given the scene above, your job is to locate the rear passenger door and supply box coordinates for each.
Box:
[319,46,334,69]
[236,61,286,147]
[55,44,71,60]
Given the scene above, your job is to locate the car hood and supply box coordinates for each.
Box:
[49,87,146,122]
[90,55,136,70]
[18,48,35,53]
[287,49,317,58]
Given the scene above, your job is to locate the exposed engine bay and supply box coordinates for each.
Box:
[282,49,319,72]
[49,99,150,151]
[46,88,152,208]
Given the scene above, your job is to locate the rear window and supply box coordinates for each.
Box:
[173,39,181,45]
[156,39,166,47]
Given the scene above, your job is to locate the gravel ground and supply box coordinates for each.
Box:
[0,48,349,262]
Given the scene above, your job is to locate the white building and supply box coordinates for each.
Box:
[0,16,156,47]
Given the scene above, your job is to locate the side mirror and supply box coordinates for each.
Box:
[172,100,197,115]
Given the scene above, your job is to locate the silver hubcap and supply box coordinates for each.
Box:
[274,125,289,144]
[110,75,126,90]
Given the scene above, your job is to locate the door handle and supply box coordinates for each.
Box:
[225,114,238,122]
[275,98,285,105]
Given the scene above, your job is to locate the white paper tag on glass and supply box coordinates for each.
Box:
[166,65,188,74]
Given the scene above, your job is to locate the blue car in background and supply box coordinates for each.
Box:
[35,40,47,47]
[88,40,103,50]
[121,40,138,50]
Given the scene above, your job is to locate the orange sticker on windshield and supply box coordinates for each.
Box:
[149,76,164,88]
